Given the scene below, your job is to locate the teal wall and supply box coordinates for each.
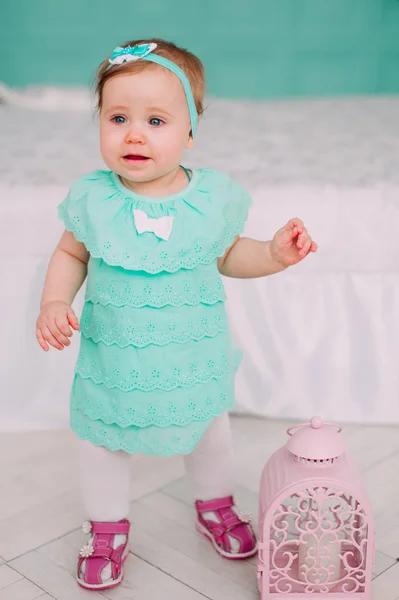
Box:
[2,0,399,98]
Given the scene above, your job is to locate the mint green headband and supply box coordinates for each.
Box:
[108,42,198,136]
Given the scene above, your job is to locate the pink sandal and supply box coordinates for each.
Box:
[77,519,130,590]
[195,495,257,559]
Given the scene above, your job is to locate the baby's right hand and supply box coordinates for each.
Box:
[36,301,80,352]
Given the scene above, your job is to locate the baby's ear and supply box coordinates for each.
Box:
[186,133,194,150]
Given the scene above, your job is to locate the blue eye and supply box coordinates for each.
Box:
[112,115,126,124]
[149,117,164,127]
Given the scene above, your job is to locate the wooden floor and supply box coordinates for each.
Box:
[1,416,398,599]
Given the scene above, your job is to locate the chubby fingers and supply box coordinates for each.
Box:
[67,308,80,331]
[293,224,317,256]
[36,316,74,352]
[283,218,304,242]
[38,325,65,351]
[36,328,50,352]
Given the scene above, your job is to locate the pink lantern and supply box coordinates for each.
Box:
[257,417,375,598]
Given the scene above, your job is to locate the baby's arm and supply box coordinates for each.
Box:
[218,219,317,278]
[36,231,89,351]
[218,237,285,278]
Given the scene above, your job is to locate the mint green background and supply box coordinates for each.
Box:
[2,0,399,98]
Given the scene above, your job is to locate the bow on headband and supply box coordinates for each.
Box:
[109,43,157,65]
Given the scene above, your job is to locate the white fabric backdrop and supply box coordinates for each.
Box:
[2,182,399,431]
[227,186,399,424]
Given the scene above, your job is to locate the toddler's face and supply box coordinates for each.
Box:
[100,67,193,188]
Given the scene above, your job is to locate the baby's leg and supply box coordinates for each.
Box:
[77,440,131,589]
[79,439,131,521]
[184,412,257,559]
[183,411,234,500]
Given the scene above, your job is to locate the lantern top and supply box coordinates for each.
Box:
[286,416,346,462]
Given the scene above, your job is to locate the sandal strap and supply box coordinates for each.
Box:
[91,547,123,561]
[207,514,243,534]
[91,519,130,535]
[78,544,125,570]
[221,515,243,530]
[195,495,234,513]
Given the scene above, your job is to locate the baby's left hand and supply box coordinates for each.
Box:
[270,218,318,267]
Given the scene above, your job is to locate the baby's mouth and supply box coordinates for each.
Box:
[123,154,150,161]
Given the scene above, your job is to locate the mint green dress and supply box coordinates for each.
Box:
[58,168,251,456]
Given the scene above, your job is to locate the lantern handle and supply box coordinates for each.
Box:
[287,417,342,436]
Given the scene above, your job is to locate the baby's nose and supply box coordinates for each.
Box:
[125,126,145,143]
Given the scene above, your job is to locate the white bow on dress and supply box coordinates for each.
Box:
[133,209,174,241]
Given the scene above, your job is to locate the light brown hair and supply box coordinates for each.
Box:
[95,38,205,117]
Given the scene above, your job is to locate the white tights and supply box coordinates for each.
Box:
[79,412,234,521]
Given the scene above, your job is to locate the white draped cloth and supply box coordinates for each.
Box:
[1,91,399,430]
[227,185,399,424]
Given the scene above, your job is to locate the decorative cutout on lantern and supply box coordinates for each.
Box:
[257,417,375,598]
